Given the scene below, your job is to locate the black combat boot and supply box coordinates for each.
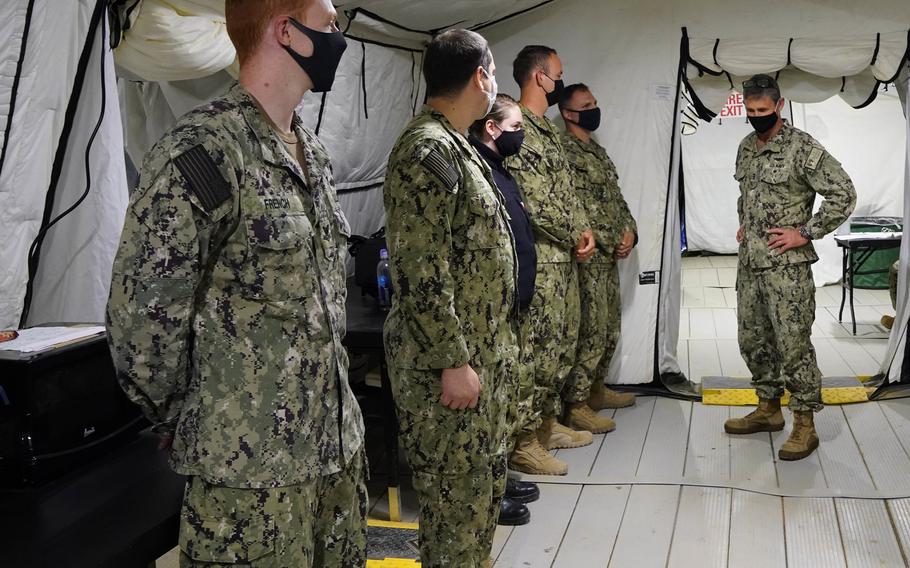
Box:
[506,477,540,504]
[497,497,531,526]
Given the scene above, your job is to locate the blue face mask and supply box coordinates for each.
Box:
[283,18,347,92]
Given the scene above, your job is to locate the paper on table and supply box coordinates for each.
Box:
[835,232,902,241]
[0,326,106,353]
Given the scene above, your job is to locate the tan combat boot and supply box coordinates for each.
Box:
[546,418,593,450]
[536,416,555,448]
[724,398,785,434]
[778,411,820,461]
[565,402,616,434]
[588,382,636,410]
[508,432,569,475]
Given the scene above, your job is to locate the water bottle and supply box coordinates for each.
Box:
[377,248,392,311]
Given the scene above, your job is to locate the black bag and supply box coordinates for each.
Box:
[348,227,387,297]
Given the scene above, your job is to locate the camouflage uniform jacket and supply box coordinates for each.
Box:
[504,106,590,263]
[106,83,364,488]
[735,121,856,269]
[383,106,518,371]
[561,132,637,264]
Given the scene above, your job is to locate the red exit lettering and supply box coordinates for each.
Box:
[720,92,744,117]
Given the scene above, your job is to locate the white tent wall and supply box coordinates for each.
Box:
[682,109,760,255]
[27,24,128,327]
[484,0,678,384]
[0,0,127,329]
[681,102,794,256]
[793,92,906,286]
[116,14,426,239]
[886,64,910,383]
[0,0,36,329]
[9,0,907,385]
[683,91,906,287]
[484,0,910,385]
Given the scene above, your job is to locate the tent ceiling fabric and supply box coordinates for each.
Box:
[113,0,560,81]
[114,0,238,81]
[336,0,557,33]
[686,30,909,118]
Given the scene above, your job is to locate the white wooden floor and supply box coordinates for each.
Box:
[493,397,910,567]
[678,255,893,382]
[157,254,907,567]
[489,255,909,567]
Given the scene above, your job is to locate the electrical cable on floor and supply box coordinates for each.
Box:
[520,474,910,501]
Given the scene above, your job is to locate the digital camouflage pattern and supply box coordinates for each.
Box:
[530,262,580,419]
[179,449,368,567]
[504,106,589,263]
[561,133,636,401]
[504,106,587,422]
[510,309,537,438]
[737,263,822,412]
[567,262,622,402]
[391,364,509,567]
[735,121,856,270]
[560,133,637,257]
[383,106,518,566]
[383,107,518,371]
[106,83,365,488]
[735,122,856,413]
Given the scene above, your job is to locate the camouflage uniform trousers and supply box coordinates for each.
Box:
[530,261,581,419]
[737,261,823,413]
[564,260,621,402]
[890,259,899,309]
[391,360,510,567]
[508,307,537,441]
[178,449,368,567]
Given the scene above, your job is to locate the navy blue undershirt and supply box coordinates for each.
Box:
[470,135,537,311]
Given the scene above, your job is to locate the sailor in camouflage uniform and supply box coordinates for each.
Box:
[106,2,367,566]
[558,84,638,421]
[724,74,856,462]
[383,30,518,567]
[504,46,605,469]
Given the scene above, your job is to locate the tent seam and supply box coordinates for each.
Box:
[654,27,688,388]
[360,42,369,120]
[871,32,881,66]
[0,0,37,184]
[344,7,433,37]
[19,0,107,326]
[471,0,558,32]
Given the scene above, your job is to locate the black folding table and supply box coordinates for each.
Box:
[835,232,902,335]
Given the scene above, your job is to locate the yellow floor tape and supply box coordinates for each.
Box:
[366,561,420,568]
[366,519,421,567]
[368,519,419,530]
[702,386,869,406]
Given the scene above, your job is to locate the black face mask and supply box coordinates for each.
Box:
[493,128,525,157]
[748,111,779,134]
[543,74,565,107]
[566,107,601,132]
[283,18,347,92]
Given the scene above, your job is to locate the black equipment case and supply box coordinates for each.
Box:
[0,328,145,486]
